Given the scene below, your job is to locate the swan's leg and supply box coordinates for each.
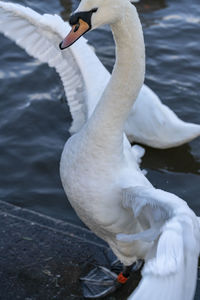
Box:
[110,258,123,274]
[80,260,143,298]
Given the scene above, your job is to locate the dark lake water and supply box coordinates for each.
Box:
[0,0,199,227]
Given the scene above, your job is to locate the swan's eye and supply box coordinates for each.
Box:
[60,7,98,50]
[69,8,98,28]
[69,14,79,26]
[72,8,98,34]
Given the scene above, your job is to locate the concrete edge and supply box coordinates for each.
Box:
[0,200,106,248]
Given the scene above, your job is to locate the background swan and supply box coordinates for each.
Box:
[58,0,200,299]
[0,1,200,149]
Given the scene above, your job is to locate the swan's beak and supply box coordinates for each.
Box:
[59,8,98,50]
[59,19,90,50]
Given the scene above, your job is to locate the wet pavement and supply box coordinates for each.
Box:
[0,200,142,300]
[0,200,199,300]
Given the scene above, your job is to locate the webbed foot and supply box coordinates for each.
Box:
[80,265,120,298]
[80,260,144,298]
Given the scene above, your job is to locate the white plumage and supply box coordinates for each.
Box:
[0,1,199,299]
[59,1,199,299]
[119,186,200,300]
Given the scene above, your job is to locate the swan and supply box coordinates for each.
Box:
[58,0,200,299]
[0,1,199,299]
[0,1,200,149]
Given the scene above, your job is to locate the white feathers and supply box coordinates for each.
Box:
[0,2,199,300]
[0,1,88,133]
[144,221,184,276]
[120,186,200,300]
[125,82,200,148]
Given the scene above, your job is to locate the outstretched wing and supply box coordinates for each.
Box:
[118,186,200,300]
[0,1,110,133]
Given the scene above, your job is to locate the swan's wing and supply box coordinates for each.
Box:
[118,186,200,300]
[0,1,110,133]
[126,84,200,148]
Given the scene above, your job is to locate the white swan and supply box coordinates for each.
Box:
[0,1,200,149]
[58,0,200,299]
[0,1,199,299]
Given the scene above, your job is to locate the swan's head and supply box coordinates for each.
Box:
[60,0,131,49]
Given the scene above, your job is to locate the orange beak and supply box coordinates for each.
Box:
[60,19,90,49]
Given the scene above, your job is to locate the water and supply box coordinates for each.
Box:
[0,0,199,227]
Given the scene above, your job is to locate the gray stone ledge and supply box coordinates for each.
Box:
[0,200,199,300]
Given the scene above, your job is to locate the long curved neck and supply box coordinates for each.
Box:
[87,4,145,151]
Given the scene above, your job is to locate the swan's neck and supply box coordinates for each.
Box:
[87,4,145,150]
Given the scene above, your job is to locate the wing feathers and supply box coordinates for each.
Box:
[144,221,183,276]
[121,186,200,300]
[0,1,88,133]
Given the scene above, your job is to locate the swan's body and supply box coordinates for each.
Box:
[0,1,200,149]
[0,1,199,299]
[60,0,150,265]
[59,0,200,299]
